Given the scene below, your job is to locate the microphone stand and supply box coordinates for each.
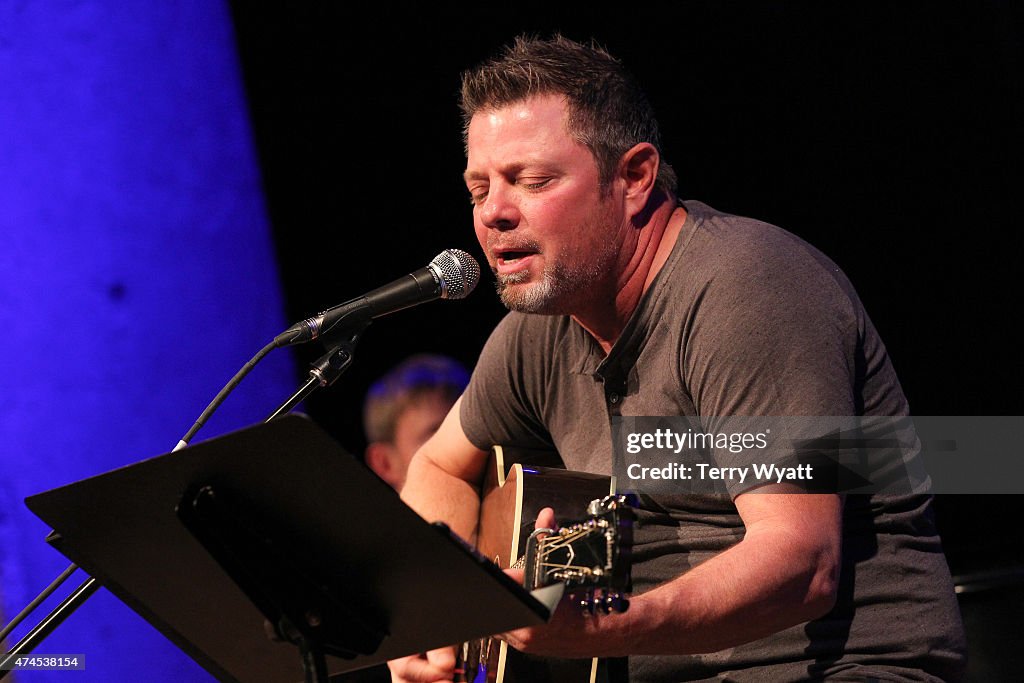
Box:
[0,324,367,679]
[268,331,359,421]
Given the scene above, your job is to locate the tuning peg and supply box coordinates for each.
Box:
[576,589,596,614]
[603,592,629,613]
[573,589,631,615]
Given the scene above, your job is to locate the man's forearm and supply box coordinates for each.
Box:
[618,522,839,654]
[504,493,842,658]
[400,451,482,543]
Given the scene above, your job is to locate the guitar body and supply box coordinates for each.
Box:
[461,446,627,683]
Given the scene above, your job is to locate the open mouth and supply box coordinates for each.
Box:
[493,249,538,277]
[497,250,535,265]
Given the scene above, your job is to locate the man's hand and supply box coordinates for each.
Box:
[387,646,456,683]
[497,574,610,657]
[496,507,625,659]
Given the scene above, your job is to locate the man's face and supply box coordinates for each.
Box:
[464,94,624,314]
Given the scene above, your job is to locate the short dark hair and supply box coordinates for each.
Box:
[362,354,469,443]
[460,34,677,194]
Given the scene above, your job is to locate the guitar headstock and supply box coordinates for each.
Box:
[523,493,636,614]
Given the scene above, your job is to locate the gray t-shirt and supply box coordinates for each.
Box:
[461,201,966,681]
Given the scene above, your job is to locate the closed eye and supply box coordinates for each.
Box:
[467,186,488,206]
[518,177,552,190]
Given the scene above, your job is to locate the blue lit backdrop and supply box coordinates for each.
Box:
[0,2,295,680]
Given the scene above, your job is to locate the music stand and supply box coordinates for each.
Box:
[24,415,549,682]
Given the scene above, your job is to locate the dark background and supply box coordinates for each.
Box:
[226,1,1022,663]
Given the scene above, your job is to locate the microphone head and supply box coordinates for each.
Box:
[430,248,480,300]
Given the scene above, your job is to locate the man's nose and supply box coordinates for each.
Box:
[479,184,519,230]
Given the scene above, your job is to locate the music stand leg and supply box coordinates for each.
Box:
[0,577,99,678]
[298,636,329,683]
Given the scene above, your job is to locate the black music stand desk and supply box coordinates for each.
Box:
[24,415,548,682]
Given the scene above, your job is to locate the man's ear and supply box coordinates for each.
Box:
[365,442,400,489]
[619,142,660,220]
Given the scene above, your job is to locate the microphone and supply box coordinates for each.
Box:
[274,248,481,347]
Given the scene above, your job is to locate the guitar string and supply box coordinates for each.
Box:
[537,529,592,573]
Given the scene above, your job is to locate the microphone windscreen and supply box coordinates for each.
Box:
[431,249,481,300]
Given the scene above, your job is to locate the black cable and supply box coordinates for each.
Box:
[175,338,278,450]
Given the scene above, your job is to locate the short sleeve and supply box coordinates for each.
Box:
[460,312,556,452]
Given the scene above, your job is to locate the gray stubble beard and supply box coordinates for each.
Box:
[493,241,617,315]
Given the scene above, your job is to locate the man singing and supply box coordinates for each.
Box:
[391,35,965,682]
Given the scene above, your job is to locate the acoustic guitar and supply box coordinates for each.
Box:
[455,445,635,683]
